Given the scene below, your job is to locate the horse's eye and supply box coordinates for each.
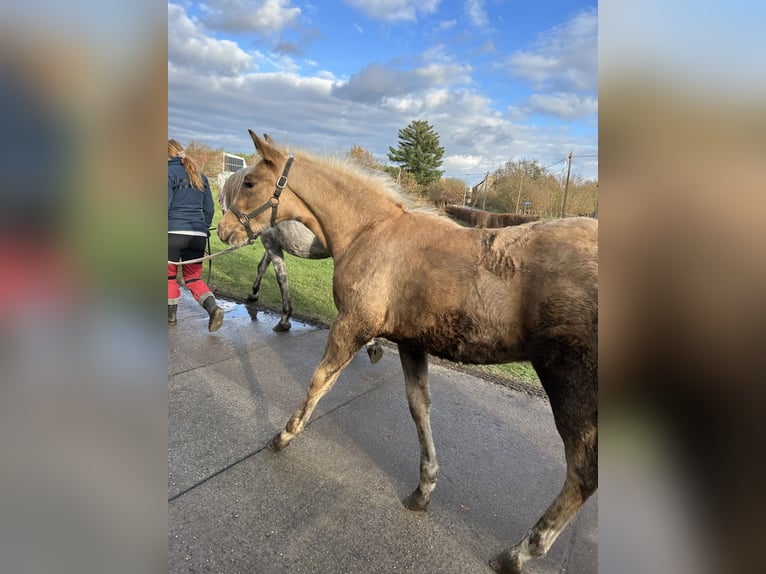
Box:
[244,181,255,188]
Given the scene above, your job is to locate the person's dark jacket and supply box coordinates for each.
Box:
[168,157,214,235]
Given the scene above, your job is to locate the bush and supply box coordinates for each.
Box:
[444,206,541,228]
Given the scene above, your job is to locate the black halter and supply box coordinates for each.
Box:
[228,156,294,241]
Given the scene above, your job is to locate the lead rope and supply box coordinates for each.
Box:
[167,238,255,266]
[206,233,212,283]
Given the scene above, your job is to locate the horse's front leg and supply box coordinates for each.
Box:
[270,251,292,332]
[247,250,272,303]
[398,345,439,511]
[270,317,361,451]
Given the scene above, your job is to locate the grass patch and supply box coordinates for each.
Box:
[205,185,539,385]
[473,362,541,385]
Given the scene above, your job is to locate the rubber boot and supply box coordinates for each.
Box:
[202,296,224,332]
[168,304,177,326]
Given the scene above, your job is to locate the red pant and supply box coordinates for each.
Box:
[168,233,213,305]
[167,262,212,304]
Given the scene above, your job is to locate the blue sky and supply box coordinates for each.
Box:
[168,0,598,185]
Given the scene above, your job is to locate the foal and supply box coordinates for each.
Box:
[218,131,597,574]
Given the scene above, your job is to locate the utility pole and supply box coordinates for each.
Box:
[560,151,572,218]
[481,172,489,210]
[515,172,525,213]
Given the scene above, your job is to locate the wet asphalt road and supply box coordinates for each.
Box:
[168,292,597,573]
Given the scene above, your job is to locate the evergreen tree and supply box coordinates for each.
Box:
[387,120,445,186]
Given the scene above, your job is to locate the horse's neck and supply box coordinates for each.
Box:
[290,160,402,257]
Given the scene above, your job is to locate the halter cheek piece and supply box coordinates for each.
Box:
[228,155,294,241]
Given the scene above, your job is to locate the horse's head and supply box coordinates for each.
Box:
[217,130,292,246]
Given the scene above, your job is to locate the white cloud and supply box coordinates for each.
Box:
[344,0,440,22]
[168,3,598,183]
[444,154,483,171]
[465,0,489,29]
[331,45,472,104]
[511,92,598,121]
[331,57,471,103]
[168,3,254,76]
[435,19,457,32]
[199,0,301,35]
[505,7,597,92]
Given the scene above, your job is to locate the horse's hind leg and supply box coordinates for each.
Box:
[269,315,361,451]
[399,345,439,511]
[490,354,597,574]
[270,249,292,331]
[247,251,272,303]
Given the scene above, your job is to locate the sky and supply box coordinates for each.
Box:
[168,0,598,186]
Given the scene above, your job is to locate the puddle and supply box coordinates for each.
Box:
[176,290,317,332]
[217,296,317,332]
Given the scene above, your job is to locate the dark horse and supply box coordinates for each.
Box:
[218,131,598,574]
[220,167,383,363]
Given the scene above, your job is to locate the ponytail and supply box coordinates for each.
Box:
[168,139,205,191]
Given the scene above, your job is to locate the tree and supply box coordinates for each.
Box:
[387,120,445,186]
[426,178,467,207]
[185,140,224,178]
[347,145,379,170]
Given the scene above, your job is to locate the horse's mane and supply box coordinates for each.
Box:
[221,147,413,211]
[295,148,413,209]
[220,164,254,210]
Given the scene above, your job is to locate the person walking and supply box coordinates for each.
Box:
[168,139,224,331]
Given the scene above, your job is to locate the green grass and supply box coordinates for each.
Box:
[206,201,338,325]
[206,186,540,386]
[473,362,541,385]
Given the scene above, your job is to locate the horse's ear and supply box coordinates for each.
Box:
[249,129,282,165]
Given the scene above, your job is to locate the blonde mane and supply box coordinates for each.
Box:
[221,144,413,214]
[293,149,413,209]
[220,164,254,210]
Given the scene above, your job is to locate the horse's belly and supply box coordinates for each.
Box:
[425,336,526,365]
[393,314,526,365]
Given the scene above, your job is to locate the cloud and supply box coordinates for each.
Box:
[465,0,489,29]
[331,44,473,104]
[444,154,484,172]
[331,57,471,104]
[168,3,254,76]
[198,0,301,35]
[343,0,440,22]
[168,4,598,182]
[435,19,457,32]
[511,92,598,121]
[504,7,597,92]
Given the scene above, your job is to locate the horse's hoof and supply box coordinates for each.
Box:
[367,344,383,365]
[268,434,287,452]
[245,293,259,303]
[488,553,522,574]
[402,491,429,512]
[273,321,291,332]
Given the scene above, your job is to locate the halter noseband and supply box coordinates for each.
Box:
[228,155,294,241]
